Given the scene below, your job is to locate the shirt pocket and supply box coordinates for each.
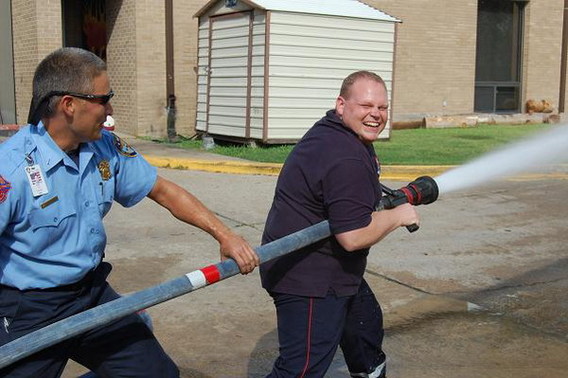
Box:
[28,200,77,252]
[97,179,114,217]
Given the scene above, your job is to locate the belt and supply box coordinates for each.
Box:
[35,268,98,292]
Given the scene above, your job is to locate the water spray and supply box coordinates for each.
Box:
[435,123,568,194]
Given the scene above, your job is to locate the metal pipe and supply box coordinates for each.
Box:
[165,0,176,140]
[559,0,568,113]
[0,221,332,369]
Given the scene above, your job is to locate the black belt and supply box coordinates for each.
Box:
[36,268,97,292]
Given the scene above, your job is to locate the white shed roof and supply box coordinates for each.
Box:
[195,0,400,22]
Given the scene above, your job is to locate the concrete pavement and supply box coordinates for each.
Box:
[58,134,567,377]
[58,164,567,378]
[2,133,567,377]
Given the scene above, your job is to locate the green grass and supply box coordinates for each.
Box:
[156,123,552,165]
[374,123,552,165]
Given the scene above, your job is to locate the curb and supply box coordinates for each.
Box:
[145,155,283,176]
[144,155,454,181]
[144,156,568,182]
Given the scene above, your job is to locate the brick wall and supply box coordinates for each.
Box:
[9,0,567,136]
[365,0,477,121]
[11,0,62,124]
[107,0,138,136]
[134,0,167,137]
[523,0,564,112]
[107,0,173,138]
[172,1,204,137]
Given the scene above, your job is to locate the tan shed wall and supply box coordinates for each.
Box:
[196,1,251,135]
[266,11,395,140]
[207,12,254,138]
[195,4,266,139]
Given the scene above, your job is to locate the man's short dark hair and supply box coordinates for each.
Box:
[28,47,107,124]
[339,71,386,99]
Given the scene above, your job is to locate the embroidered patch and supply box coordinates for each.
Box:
[112,133,138,157]
[98,160,112,180]
[0,175,11,204]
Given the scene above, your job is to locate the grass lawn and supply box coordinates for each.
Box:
[157,123,553,165]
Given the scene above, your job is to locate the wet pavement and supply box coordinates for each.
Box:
[61,133,567,377]
[2,133,566,377]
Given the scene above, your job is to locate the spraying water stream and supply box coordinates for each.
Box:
[435,124,568,194]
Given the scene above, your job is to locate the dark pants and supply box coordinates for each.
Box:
[0,263,179,378]
[267,279,386,378]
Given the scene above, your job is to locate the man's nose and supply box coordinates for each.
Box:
[370,107,382,118]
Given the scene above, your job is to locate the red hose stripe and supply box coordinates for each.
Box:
[410,184,422,203]
[401,187,414,204]
[201,265,221,284]
[300,298,314,378]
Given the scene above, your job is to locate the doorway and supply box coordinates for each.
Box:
[474,0,527,113]
[62,0,107,60]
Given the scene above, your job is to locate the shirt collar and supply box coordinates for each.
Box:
[29,122,95,174]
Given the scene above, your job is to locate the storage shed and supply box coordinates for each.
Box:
[194,0,400,143]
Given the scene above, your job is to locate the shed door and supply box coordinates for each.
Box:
[207,12,253,138]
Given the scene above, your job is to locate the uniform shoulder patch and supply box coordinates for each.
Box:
[112,133,138,157]
[0,175,11,204]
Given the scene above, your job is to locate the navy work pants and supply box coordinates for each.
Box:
[0,262,179,378]
[267,279,386,377]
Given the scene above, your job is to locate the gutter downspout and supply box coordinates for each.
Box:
[165,0,176,140]
[560,0,568,113]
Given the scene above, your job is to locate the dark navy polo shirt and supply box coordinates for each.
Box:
[260,110,381,297]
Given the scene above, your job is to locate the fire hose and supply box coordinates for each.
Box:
[0,176,438,369]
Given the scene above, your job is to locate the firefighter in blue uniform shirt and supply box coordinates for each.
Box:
[0,47,259,377]
[260,71,420,377]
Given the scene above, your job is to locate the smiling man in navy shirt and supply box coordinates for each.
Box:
[260,71,420,377]
[0,47,259,377]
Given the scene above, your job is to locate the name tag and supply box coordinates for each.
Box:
[25,164,49,197]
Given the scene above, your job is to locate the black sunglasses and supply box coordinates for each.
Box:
[47,90,115,105]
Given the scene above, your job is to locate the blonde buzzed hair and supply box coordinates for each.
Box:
[339,71,386,99]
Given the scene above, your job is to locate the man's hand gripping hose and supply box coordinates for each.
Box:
[377,176,439,232]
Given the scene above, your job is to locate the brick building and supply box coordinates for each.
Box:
[1,0,567,139]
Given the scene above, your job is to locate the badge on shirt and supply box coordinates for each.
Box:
[112,133,138,158]
[98,160,111,180]
[25,165,49,197]
[0,175,11,204]
[375,156,381,177]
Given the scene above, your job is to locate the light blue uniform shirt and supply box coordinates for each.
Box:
[0,123,157,289]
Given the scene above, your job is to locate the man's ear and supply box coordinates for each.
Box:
[335,96,346,118]
[59,96,75,117]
